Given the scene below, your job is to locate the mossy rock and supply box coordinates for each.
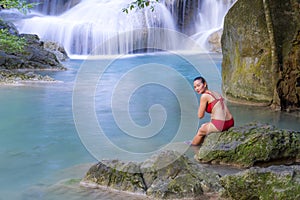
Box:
[221,0,300,111]
[81,150,222,199]
[220,165,300,200]
[196,123,300,168]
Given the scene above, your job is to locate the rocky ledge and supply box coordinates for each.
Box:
[0,20,68,84]
[80,123,300,199]
[196,122,300,168]
[80,151,223,199]
[220,165,300,200]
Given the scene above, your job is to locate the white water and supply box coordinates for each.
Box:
[191,0,236,51]
[14,0,235,56]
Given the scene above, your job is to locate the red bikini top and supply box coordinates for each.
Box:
[205,91,224,113]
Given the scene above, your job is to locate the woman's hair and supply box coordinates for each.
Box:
[193,76,208,89]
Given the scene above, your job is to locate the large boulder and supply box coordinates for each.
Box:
[220,165,300,200]
[80,150,222,199]
[221,0,300,111]
[196,123,300,168]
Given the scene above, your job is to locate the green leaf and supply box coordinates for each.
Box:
[123,0,160,13]
[0,29,26,53]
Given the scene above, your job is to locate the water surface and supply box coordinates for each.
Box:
[0,53,299,200]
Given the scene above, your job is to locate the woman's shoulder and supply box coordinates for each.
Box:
[205,90,222,99]
[200,91,211,101]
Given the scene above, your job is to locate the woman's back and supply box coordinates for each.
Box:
[205,91,232,121]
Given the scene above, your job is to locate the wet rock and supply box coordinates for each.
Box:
[19,33,67,70]
[220,165,300,200]
[0,19,67,70]
[81,150,222,199]
[0,19,67,83]
[0,69,55,84]
[43,41,69,62]
[207,29,223,53]
[196,122,300,168]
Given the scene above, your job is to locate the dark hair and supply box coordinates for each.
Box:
[193,76,208,89]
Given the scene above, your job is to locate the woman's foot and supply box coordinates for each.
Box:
[184,140,200,146]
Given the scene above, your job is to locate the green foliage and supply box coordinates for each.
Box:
[122,0,159,13]
[0,0,39,54]
[0,0,38,14]
[0,28,26,53]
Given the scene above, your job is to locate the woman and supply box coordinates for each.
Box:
[191,76,234,146]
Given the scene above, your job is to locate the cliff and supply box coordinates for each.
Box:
[221,0,300,112]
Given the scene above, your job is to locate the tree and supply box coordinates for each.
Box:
[0,0,38,53]
[262,0,280,109]
[0,0,37,14]
[122,0,159,13]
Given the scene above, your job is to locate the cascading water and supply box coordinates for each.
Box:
[191,0,236,51]
[16,0,176,55]
[14,0,235,56]
[28,0,79,15]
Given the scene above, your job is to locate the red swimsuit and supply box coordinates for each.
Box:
[205,91,234,131]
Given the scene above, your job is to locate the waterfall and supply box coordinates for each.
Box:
[190,0,236,51]
[27,0,81,15]
[14,0,235,56]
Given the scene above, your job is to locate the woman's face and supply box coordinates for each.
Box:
[193,79,206,94]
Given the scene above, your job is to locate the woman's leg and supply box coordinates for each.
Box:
[191,122,218,146]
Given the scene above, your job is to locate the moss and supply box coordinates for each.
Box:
[64,178,81,185]
[220,166,300,200]
[197,123,300,168]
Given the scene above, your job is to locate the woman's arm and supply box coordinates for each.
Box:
[198,94,208,119]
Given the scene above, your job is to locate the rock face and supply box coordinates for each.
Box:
[0,33,67,70]
[0,20,67,70]
[0,19,68,83]
[221,0,300,111]
[81,151,222,199]
[196,123,300,168]
[220,165,300,200]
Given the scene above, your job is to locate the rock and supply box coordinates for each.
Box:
[81,150,222,199]
[196,122,300,168]
[0,19,67,70]
[0,19,67,83]
[0,69,55,84]
[20,34,67,69]
[207,29,223,53]
[0,19,19,35]
[43,41,69,62]
[220,165,300,200]
[221,0,300,111]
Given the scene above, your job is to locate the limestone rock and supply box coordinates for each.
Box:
[0,20,66,70]
[81,150,222,199]
[221,0,300,111]
[43,41,69,62]
[220,165,300,200]
[196,123,300,168]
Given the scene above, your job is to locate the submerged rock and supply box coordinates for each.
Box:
[196,123,300,168]
[81,150,222,199]
[220,165,300,200]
